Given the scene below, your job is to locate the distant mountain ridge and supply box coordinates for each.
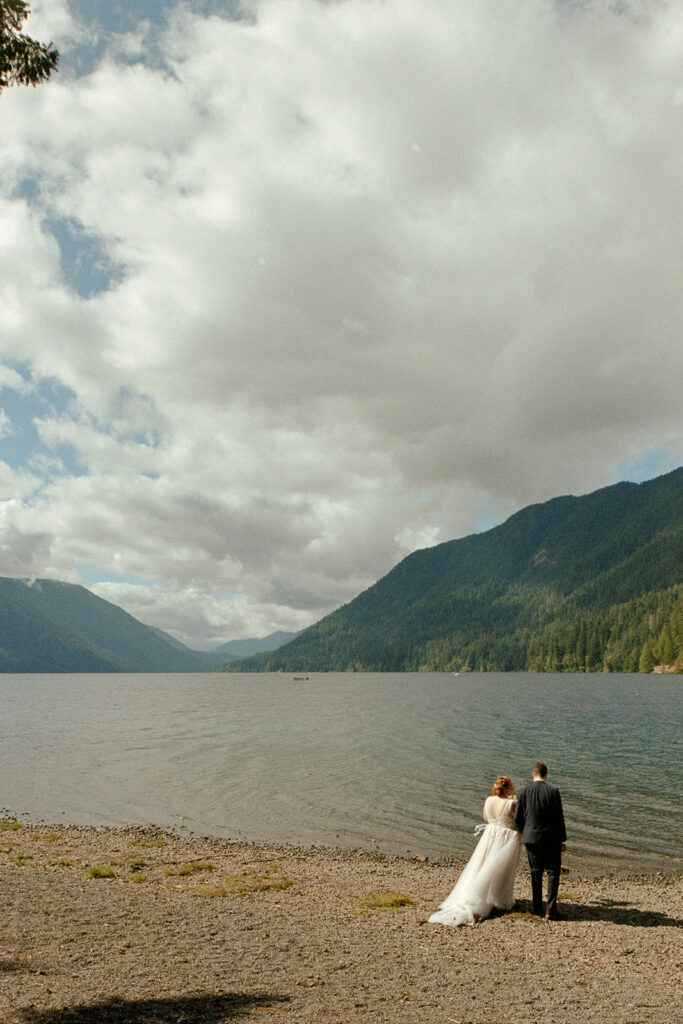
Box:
[214,630,304,661]
[234,467,683,673]
[0,580,296,673]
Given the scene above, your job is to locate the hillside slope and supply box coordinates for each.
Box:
[0,578,220,673]
[234,467,683,673]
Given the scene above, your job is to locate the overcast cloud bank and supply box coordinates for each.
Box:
[0,0,681,647]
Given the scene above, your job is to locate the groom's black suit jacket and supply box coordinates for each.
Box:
[514,780,567,848]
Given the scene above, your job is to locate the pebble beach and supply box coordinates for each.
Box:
[1,822,680,1024]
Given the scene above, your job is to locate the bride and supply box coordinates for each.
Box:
[429,775,521,927]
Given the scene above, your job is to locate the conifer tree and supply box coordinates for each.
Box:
[657,624,675,667]
[638,638,657,674]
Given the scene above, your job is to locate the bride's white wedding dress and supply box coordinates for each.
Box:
[429,796,521,927]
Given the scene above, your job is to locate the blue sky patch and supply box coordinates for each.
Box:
[44,215,125,299]
[0,366,84,478]
[69,0,238,35]
[60,1,242,77]
[617,450,681,485]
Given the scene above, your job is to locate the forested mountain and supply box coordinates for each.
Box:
[0,578,223,673]
[233,467,683,673]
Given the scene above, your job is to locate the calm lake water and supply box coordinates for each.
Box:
[1,672,680,874]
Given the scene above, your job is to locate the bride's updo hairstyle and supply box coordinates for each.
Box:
[491,776,514,797]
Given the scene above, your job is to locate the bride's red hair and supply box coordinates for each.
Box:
[491,775,514,797]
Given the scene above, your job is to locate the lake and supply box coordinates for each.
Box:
[1,672,680,874]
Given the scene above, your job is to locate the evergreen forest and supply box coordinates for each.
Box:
[232,467,683,674]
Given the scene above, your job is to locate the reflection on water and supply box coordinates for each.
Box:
[1,672,681,874]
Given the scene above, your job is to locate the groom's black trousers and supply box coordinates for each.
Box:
[525,841,562,915]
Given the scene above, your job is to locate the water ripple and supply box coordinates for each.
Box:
[1,671,680,873]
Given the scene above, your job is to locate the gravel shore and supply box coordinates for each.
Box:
[1,822,680,1023]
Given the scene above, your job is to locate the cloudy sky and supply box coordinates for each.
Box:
[0,0,681,648]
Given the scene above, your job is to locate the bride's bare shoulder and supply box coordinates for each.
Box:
[486,794,506,807]
[483,794,505,816]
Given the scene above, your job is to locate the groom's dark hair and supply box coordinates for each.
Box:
[533,762,548,778]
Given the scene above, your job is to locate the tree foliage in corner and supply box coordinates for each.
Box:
[0,0,58,93]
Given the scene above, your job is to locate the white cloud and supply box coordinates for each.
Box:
[0,365,31,394]
[25,0,84,45]
[0,0,681,646]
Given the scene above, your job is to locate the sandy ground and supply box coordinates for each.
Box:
[1,822,681,1024]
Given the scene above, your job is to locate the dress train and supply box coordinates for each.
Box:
[429,797,521,927]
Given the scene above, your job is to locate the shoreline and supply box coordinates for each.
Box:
[2,821,681,1023]
[4,815,681,879]
[3,807,679,879]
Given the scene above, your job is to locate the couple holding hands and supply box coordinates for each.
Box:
[429,762,567,927]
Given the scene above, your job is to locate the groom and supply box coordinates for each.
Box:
[514,762,567,920]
